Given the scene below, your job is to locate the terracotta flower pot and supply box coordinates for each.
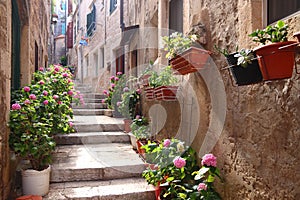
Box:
[154,86,178,101]
[136,139,147,157]
[123,119,132,133]
[170,47,211,75]
[144,87,155,101]
[254,41,297,80]
[226,53,263,86]
[16,195,42,200]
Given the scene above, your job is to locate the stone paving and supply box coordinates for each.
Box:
[44,84,155,200]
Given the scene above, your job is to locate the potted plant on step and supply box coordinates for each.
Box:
[117,86,141,133]
[215,46,263,86]
[149,66,178,101]
[8,65,78,196]
[163,32,211,75]
[249,20,298,80]
[130,116,151,155]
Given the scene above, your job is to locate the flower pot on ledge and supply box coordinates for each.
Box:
[226,53,263,86]
[170,47,211,75]
[254,41,297,80]
[123,119,132,133]
[154,86,178,101]
[144,87,155,101]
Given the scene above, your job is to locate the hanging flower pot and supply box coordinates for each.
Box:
[170,47,211,75]
[154,86,178,101]
[226,53,263,86]
[144,87,155,101]
[22,166,51,196]
[254,42,297,80]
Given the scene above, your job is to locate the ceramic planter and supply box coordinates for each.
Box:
[170,47,211,75]
[123,119,132,133]
[22,165,51,196]
[128,132,137,150]
[144,87,155,101]
[254,41,297,80]
[136,139,147,157]
[226,53,263,86]
[154,86,178,101]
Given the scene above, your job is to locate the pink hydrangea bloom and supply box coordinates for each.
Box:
[24,99,30,105]
[67,79,72,83]
[123,87,129,92]
[23,86,30,92]
[173,156,186,168]
[39,80,45,85]
[111,83,115,88]
[43,100,49,105]
[116,101,121,107]
[39,67,44,71]
[43,90,48,96]
[197,183,207,191]
[53,79,58,83]
[57,101,62,105]
[201,153,217,167]
[117,72,122,76]
[53,95,59,100]
[69,121,73,127]
[163,139,171,147]
[29,94,36,100]
[101,99,106,103]
[62,73,68,78]
[54,66,60,72]
[136,89,141,94]
[110,76,115,80]
[114,77,119,81]
[135,115,140,119]
[68,90,73,96]
[12,103,21,110]
[103,90,108,95]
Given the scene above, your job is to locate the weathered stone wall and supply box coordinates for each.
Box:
[0,1,50,199]
[0,1,12,199]
[186,0,300,199]
[135,0,300,199]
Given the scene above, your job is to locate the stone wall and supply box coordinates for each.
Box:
[0,0,50,199]
[135,0,300,199]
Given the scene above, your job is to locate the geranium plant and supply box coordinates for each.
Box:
[130,116,151,140]
[117,87,141,120]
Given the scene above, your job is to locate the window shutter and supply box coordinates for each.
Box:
[87,12,92,36]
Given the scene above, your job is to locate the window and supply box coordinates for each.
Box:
[110,0,117,14]
[100,47,105,68]
[169,0,183,33]
[85,55,89,77]
[87,4,96,37]
[267,0,300,24]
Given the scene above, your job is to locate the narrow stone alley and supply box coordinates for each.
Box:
[44,83,155,199]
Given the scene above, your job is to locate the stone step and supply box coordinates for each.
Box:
[81,93,106,99]
[73,109,112,116]
[44,178,155,200]
[73,115,124,132]
[50,144,146,182]
[55,132,129,145]
[84,98,104,103]
[72,102,107,109]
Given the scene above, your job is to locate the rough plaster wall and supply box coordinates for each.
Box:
[186,0,300,199]
[0,1,11,199]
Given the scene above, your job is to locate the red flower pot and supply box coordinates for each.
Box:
[123,119,132,133]
[154,86,178,101]
[17,196,42,200]
[136,139,146,156]
[144,87,155,101]
[170,47,211,75]
[254,41,297,80]
[155,183,161,200]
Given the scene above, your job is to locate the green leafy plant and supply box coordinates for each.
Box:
[117,88,141,120]
[249,20,288,45]
[130,116,151,139]
[8,65,81,171]
[148,66,178,88]
[214,45,239,57]
[234,49,255,68]
[163,32,198,60]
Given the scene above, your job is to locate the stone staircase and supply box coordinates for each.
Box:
[44,84,155,200]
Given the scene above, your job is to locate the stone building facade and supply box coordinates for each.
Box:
[68,0,299,199]
[0,0,51,199]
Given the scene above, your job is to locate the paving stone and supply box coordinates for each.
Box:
[55,132,130,145]
[50,144,145,182]
[44,178,155,200]
[81,93,106,99]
